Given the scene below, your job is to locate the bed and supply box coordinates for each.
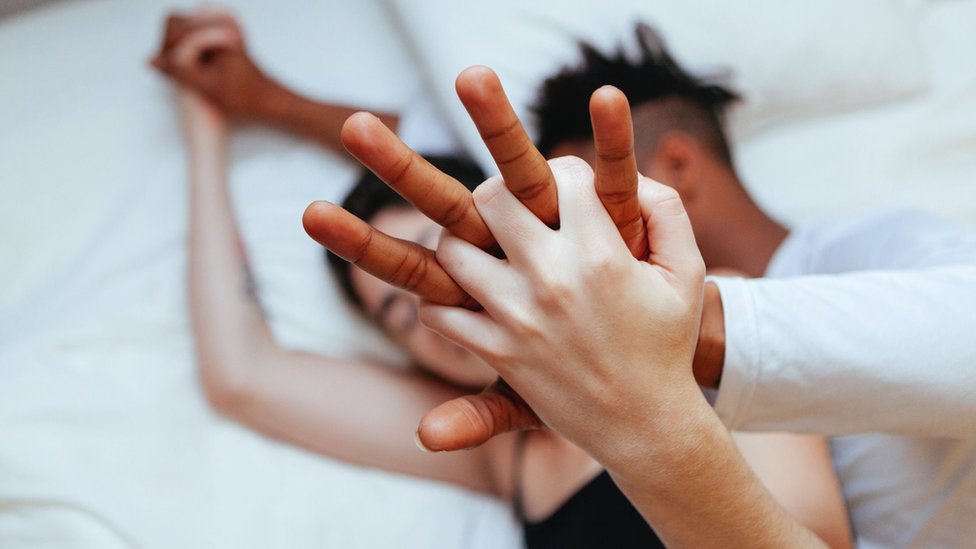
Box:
[1,0,973,547]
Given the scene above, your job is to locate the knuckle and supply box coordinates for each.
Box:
[495,144,532,167]
[656,184,681,203]
[584,251,623,281]
[454,397,496,440]
[350,228,375,264]
[638,182,685,216]
[531,271,575,311]
[480,388,534,433]
[388,152,415,189]
[618,216,646,241]
[480,118,520,142]
[390,249,429,292]
[438,194,470,229]
[434,236,463,271]
[548,155,594,180]
[512,173,552,202]
[472,176,505,208]
[477,344,513,369]
[659,194,686,217]
[506,306,545,340]
[647,185,686,216]
[596,142,634,163]
[598,186,637,206]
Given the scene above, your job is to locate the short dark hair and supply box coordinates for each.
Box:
[326,155,486,311]
[533,23,739,166]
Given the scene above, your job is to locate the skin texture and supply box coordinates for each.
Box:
[162,11,850,548]
[304,79,668,450]
[296,58,838,549]
[306,78,651,310]
[418,162,826,548]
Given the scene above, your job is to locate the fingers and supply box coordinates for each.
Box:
[468,177,550,267]
[434,232,519,322]
[302,201,479,309]
[419,302,506,362]
[541,156,608,237]
[153,11,243,71]
[341,113,497,251]
[170,26,241,71]
[455,67,559,227]
[590,86,648,259]
[638,178,706,287]
[163,11,239,49]
[161,14,191,52]
[416,379,542,451]
[419,303,542,451]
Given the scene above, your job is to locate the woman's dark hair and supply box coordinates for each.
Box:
[326,155,486,311]
[533,23,739,166]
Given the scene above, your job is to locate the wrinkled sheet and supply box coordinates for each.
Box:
[0,1,519,547]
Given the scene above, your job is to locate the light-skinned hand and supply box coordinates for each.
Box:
[420,160,705,466]
[303,67,650,451]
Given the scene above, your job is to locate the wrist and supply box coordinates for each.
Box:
[603,390,721,488]
[251,78,299,123]
[692,281,725,389]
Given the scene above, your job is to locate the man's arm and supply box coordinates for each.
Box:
[712,267,976,437]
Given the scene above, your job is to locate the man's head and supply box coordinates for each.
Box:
[327,156,497,388]
[534,24,746,255]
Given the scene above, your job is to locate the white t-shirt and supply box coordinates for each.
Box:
[711,210,976,549]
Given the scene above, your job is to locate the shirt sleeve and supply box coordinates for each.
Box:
[712,265,976,437]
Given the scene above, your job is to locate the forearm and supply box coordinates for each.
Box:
[254,80,399,154]
[607,392,826,549]
[185,106,276,399]
[181,100,505,492]
[692,281,725,388]
[734,433,852,549]
[711,268,976,436]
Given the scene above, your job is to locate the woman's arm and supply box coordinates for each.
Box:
[179,89,503,496]
[734,433,852,549]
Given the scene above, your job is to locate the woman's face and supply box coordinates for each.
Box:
[349,206,498,388]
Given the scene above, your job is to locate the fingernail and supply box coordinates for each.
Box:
[414,431,435,453]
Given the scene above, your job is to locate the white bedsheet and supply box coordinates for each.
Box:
[735,0,976,228]
[0,1,519,547]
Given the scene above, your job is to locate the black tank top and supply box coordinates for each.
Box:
[521,471,666,549]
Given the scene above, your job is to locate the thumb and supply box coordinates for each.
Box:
[639,177,705,287]
[416,379,542,451]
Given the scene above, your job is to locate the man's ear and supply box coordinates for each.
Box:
[640,131,703,201]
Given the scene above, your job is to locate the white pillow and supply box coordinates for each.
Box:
[385,0,930,173]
